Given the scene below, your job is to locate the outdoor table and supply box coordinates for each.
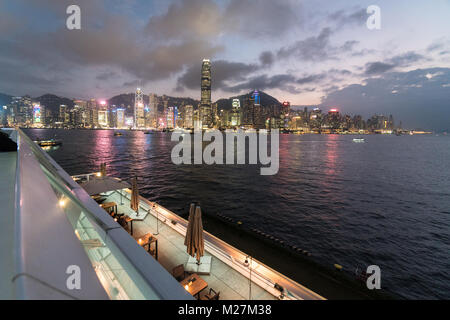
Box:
[180,274,208,299]
[91,195,106,203]
[137,233,158,260]
[124,216,134,235]
[100,202,117,215]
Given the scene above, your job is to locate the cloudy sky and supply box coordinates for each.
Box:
[1,0,449,129]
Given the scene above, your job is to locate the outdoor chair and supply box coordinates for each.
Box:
[201,288,220,300]
[172,264,187,281]
[117,216,129,232]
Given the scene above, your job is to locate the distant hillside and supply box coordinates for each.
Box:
[107,93,135,107]
[35,94,74,114]
[1,91,281,113]
[0,93,12,106]
[215,91,281,110]
[108,93,200,109]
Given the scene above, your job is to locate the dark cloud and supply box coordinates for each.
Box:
[426,40,450,53]
[328,8,367,29]
[340,40,359,52]
[364,51,425,75]
[351,48,376,57]
[276,28,358,62]
[389,51,425,66]
[146,0,222,40]
[224,74,297,93]
[176,56,328,94]
[277,28,333,61]
[215,72,327,94]
[296,74,326,84]
[146,0,301,41]
[365,62,396,75]
[259,51,274,67]
[0,0,306,98]
[224,0,301,38]
[96,71,117,81]
[176,60,259,91]
[328,69,352,76]
[0,2,224,97]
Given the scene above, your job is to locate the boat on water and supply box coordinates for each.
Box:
[34,139,63,147]
[114,132,123,136]
[352,138,365,143]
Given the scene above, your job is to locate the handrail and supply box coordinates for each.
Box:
[13,129,193,300]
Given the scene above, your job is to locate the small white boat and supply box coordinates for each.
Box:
[352,138,365,143]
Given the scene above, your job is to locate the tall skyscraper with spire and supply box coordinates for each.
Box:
[200,59,212,127]
[134,87,145,129]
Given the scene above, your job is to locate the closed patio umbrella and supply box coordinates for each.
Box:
[100,163,107,177]
[131,176,139,215]
[184,203,196,257]
[192,206,205,263]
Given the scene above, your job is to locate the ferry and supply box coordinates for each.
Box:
[113,132,123,136]
[34,138,63,147]
[352,138,365,143]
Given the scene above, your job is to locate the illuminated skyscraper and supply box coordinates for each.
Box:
[242,96,255,126]
[87,99,98,128]
[231,99,241,127]
[310,107,322,130]
[11,96,33,126]
[134,87,145,129]
[148,93,157,128]
[98,110,108,128]
[116,108,125,128]
[281,101,290,116]
[183,105,193,128]
[250,91,261,127]
[327,108,341,130]
[252,90,261,106]
[74,100,87,127]
[166,106,178,129]
[33,103,43,127]
[59,105,69,124]
[200,59,212,126]
[232,99,240,109]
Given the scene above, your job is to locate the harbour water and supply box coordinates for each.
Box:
[24,129,450,299]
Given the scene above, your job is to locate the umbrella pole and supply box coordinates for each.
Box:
[249,256,252,300]
[154,208,159,235]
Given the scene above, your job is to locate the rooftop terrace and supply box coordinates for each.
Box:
[91,185,323,300]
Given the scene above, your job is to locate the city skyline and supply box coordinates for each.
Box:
[0,0,450,129]
[2,85,410,134]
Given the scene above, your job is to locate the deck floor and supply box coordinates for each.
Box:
[104,192,276,300]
